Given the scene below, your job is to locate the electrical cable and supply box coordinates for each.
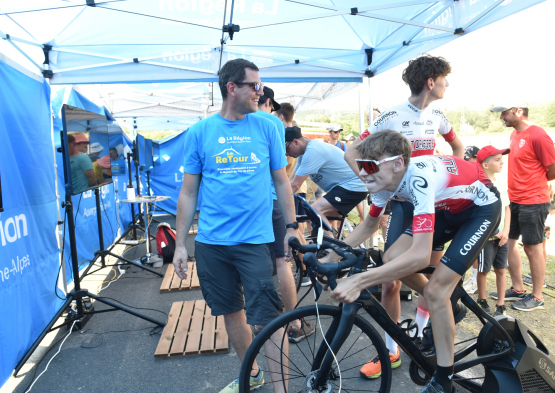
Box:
[97,296,169,319]
[24,320,78,393]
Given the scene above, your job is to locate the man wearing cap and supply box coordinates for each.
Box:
[328,124,347,151]
[286,126,368,233]
[491,103,555,311]
[254,87,315,341]
[464,146,479,162]
[88,142,104,162]
[68,134,97,194]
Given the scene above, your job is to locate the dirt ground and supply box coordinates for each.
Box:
[344,211,555,352]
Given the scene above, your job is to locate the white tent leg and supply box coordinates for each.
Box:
[366,76,372,248]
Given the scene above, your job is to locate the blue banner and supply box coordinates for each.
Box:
[0,60,62,386]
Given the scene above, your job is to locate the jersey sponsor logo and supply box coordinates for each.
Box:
[373,110,398,127]
[460,219,491,255]
[410,176,428,206]
[519,139,526,148]
[403,131,413,136]
[425,129,435,134]
[225,135,252,144]
[432,109,449,125]
[398,181,407,193]
[414,216,433,231]
[456,185,490,202]
[407,103,418,112]
[426,120,433,125]
[413,121,425,126]
[402,121,410,128]
[411,139,435,151]
[218,137,225,144]
[439,156,459,175]
[415,162,427,169]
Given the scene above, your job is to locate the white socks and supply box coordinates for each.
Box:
[415,306,430,337]
[385,332,398,355]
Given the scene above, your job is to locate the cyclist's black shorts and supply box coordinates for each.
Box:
[384,200,444,252]
[402,199,502,276]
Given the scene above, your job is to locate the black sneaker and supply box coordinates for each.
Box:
[491,286,527,301]
[493,305,507,317]
[512,294,545,312]
[288,318,316,343]
[477,299,491,315]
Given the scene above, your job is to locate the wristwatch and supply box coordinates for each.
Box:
[285,222,299,230]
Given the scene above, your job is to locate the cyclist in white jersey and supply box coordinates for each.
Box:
[343,55,464,379]
[330,130,501,393]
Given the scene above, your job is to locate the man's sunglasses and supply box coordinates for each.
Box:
[356,155,400,174]
[235,81,264,92]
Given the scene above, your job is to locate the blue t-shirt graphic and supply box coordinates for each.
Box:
[253,110,286,200]
[183,113,287,245]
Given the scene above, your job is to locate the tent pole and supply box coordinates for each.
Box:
[366,76,372,248]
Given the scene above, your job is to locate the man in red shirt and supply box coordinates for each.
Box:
[492,104,555,311]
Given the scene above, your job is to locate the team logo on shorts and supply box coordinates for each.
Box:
[218,137,225,144]
[335,197,342,202]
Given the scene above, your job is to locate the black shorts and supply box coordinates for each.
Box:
[323,186,368,217]
[385,200,444,252]
[509,202,550,245]
[294,193,307,223]
[403,199,502,276]
[272,200,287,258]
[477,239,508,273]
[195,241,283,325]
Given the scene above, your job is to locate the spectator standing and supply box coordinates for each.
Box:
[327,124,347,151]
[474,146,511,317]
[491,103,555,311]
[172,59,298,393]
[254,89,315,339]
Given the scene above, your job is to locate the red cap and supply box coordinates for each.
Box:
[97,155,111,169]
[476,145,510,164]
[73,134,90,144]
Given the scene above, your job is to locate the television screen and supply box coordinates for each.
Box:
[145,139,153,170]
[136,134,146,168]
[107,122,128,177]
[62,105,114,195]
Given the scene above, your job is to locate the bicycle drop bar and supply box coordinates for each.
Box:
[288,236,370,298]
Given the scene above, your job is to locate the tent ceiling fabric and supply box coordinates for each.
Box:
[0,0,543,84]
[73,81,357,130]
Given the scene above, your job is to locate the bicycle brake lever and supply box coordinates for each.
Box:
[307,268,323,301]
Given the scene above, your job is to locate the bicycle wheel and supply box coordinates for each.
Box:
[239,305,391,393]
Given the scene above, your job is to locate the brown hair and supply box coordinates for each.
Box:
[274,102,295,123]
[218,58,259,99]
[512,107,529,117]
[402,54,451,96]
[356,130,412,166]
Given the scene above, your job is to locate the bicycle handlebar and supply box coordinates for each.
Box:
[288,236,372,300]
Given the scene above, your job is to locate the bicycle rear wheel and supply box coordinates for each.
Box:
[239,304,391,393]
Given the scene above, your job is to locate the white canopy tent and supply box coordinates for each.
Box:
[0,0,543,85]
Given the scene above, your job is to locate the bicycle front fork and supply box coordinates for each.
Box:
[313,302,362,389]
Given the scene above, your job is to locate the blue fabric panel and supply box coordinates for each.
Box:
[0,61,63,386]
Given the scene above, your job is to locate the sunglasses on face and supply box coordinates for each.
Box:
[356,155,401,174]
[235,81,264,92]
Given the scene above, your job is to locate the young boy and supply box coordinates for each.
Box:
[474,146,511,316]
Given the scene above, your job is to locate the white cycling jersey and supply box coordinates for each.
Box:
[369,155,498,234]
[360,100,456,156]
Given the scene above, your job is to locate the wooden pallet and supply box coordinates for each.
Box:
[160,262,200,293]
[188,223,198,236]
[154,300,229,360]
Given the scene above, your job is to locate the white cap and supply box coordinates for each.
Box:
[89,142,104,154]
[328,124,343,132]
[490,103,528,113]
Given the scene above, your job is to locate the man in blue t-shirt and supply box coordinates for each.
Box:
[253,87,315,343]
[328,124,347,151]
[172,59,298,393]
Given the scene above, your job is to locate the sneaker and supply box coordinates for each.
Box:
[300,276,311,287]
[491,286,527,301]
[512,294,545,312]
[477,299,491,315]
[219,370,264,392]
[493,305,507,317]
[288,318,315,343]
[523,276,547,288]
[360,349,402,379]
[463,279,477,294]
